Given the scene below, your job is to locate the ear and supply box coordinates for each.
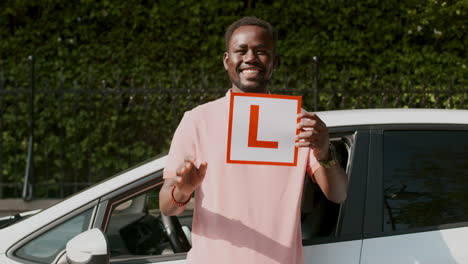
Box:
[273,54,280,69]
[223,52,229,71]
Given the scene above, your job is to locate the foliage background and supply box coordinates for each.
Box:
[0,0,466,198]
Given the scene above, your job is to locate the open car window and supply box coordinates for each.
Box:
[104,184,192,262]
[301,135,352,241]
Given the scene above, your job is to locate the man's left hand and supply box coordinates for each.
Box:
[295,111,330,160]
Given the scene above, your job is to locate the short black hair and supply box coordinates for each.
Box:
[224,16,277,53]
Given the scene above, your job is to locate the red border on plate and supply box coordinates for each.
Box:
[226,92,302,166]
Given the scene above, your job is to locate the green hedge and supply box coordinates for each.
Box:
[1,0,466,81]
[0,0,466,198]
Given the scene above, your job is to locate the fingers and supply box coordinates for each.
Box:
[176,160,194,177]
[295,131,319,141]
[296,111,329,149]
[176,159,208,180]
[295,141,322,148]
[297,111,321,121]
[297,115,326,132]
[175,176,183,184]
[297,119,321,130]
[198,162,208,182]
[295,132,323,147]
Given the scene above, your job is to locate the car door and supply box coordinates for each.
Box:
[91,170,191,264]
[361,126,468,264]
[302,129,368,264]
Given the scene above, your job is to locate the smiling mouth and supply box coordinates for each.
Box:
[239,68,264,78]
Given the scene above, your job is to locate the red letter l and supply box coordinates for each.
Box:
[248,105,279,149]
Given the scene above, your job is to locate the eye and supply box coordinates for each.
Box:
[235,49,246,54]
[257,50,268,55]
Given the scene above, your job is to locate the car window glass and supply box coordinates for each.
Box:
[106,186,193,259]
[15,208,93,264]
[383,130,468,232]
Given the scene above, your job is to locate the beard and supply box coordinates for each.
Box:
[230,77,270,93]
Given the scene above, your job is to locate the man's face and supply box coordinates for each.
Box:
[223,25,278,93]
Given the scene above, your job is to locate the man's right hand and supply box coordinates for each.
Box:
[175,158,208,197]
[160,158,208,216]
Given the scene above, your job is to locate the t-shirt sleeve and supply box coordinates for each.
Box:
[306,149,321,182]
[163,111,198,179]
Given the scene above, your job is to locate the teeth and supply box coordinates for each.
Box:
[243,69,259,73]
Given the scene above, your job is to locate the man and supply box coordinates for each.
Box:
[160,17,348,264]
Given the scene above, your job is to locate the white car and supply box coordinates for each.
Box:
[1,109,467,264]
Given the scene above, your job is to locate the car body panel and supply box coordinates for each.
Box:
[303,240,362,264]
[0,254,20,264]
[361,226,468,264]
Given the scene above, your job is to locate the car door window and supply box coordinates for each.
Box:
[14,208,93,264]
[105,185,192,260]
[383,130,468,232]
[301,136,351,240]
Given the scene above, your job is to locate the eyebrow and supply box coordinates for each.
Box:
[234,44,269,49]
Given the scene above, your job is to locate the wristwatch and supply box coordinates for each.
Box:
[317,143,338,168]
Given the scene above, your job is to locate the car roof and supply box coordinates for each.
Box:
[316,108,468,128]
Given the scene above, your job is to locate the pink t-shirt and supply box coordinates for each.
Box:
[163,91,320,264]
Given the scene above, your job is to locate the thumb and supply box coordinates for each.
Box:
[175,176,182,184]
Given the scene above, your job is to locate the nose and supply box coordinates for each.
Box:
[243,49,257,63]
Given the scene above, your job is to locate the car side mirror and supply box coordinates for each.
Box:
[65,228,109,264]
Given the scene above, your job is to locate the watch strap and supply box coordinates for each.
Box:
[317,143,338,168]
